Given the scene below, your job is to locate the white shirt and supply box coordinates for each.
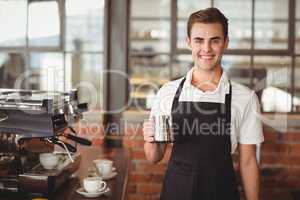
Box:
[150,67,264,153]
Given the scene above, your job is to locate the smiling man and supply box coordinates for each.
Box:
[143,7,264,200]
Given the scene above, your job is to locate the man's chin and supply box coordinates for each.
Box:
[196,63,216,71]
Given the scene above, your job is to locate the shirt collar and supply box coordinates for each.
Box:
[184,67,230,94]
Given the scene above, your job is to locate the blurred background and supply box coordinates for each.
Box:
[1,0,299,116]
[1,0,300,199]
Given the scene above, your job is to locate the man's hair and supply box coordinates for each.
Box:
[187,7,228,39]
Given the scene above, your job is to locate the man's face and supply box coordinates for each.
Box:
[186,22,228,71]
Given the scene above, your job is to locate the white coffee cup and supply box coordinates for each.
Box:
[83,177,106,193]
[93,159,113,176]
[39,153,60,170]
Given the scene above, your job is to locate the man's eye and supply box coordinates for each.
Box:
[212,39,220,44]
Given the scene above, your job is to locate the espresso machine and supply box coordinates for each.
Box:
[0,89,91,198]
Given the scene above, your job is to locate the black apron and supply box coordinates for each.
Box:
[160,78,240,200]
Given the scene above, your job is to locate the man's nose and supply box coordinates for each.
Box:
[202,41,212,52]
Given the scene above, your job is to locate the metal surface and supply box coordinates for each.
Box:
[153,115,174,143]
[0,89,85,139]
[0,89,89,196]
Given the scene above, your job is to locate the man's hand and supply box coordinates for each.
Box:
[143,118,166,163]
[143,118,155,143]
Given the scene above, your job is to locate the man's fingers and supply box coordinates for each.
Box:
[143,121,155,142]
[144,136,154,143]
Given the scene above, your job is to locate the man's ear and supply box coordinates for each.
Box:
[224,37,229,49]
[186,36,191,49]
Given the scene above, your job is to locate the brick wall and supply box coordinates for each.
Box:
[260,129,300,197]
[123,123,170,200]
[123,123,300,200]
[73,117,300,199]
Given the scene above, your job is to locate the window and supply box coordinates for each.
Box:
[129,0,299,113]
[28,1,60,47]
[129,0,171,109]
[0,0,27,47]
[254,0,289,49]
[0,0,105,114]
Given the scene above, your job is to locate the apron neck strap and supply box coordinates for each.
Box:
[171,77,186,112]
[171,77,232,116]
[225,80,232,117]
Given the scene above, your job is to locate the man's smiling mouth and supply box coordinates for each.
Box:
[199,54,214,60]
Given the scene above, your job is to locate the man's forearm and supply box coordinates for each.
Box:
[144,142,166,164]
[240,159,260,200]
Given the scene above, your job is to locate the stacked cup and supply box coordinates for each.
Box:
[93,159,114,177]
[83,177,107,193]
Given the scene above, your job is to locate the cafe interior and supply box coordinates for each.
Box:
[0,0,300,199]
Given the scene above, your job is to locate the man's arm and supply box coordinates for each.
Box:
[239,144,260,200]
[144,142,166,164]
[143,119,167,164]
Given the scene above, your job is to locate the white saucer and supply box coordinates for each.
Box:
[102,171,117,180]
[76,187,110,198]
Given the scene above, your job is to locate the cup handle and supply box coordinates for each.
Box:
[98,181,107,191]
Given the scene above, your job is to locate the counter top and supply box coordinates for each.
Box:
[1,147,130,200]
[53,146,130,200]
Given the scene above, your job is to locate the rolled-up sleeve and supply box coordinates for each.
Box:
[238,92,264,144]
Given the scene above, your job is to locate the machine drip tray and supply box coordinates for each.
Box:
[19,153,81,195]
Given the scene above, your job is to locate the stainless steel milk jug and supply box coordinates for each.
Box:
[153,115,174,143]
